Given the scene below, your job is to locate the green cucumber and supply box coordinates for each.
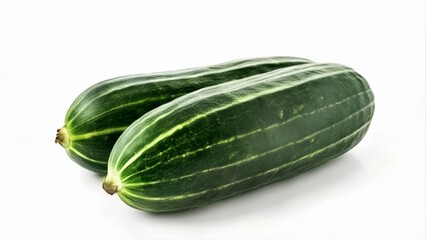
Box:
[55,57,312,174]
[103,62,375,212]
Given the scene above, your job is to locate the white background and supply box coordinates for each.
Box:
[0,0,424,239]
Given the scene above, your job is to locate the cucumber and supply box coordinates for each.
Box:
[103,62,375,212]
[55,57,311,174]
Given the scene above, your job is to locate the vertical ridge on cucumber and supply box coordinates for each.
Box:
[56,57,312,174]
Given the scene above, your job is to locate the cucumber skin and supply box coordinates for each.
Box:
[61,57,312,174]
[105,62,375,212]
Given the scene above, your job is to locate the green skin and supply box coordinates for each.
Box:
[104,63,375,212]
[56,57,312,174]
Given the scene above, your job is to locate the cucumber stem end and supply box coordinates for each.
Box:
[55,126,70,148]
[103,174,123,195]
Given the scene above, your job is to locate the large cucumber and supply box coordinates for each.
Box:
[103,62,375,212]
[56,57,311,174]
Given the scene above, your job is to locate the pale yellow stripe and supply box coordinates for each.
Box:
[69,94,181,130]
[70,126,128,141]
[67,147,106,164]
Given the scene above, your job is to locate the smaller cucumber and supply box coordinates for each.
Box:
[56,57,312,174]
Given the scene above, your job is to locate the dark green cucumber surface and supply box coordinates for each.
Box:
[104,62,375,212]
[56,57,312,174]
